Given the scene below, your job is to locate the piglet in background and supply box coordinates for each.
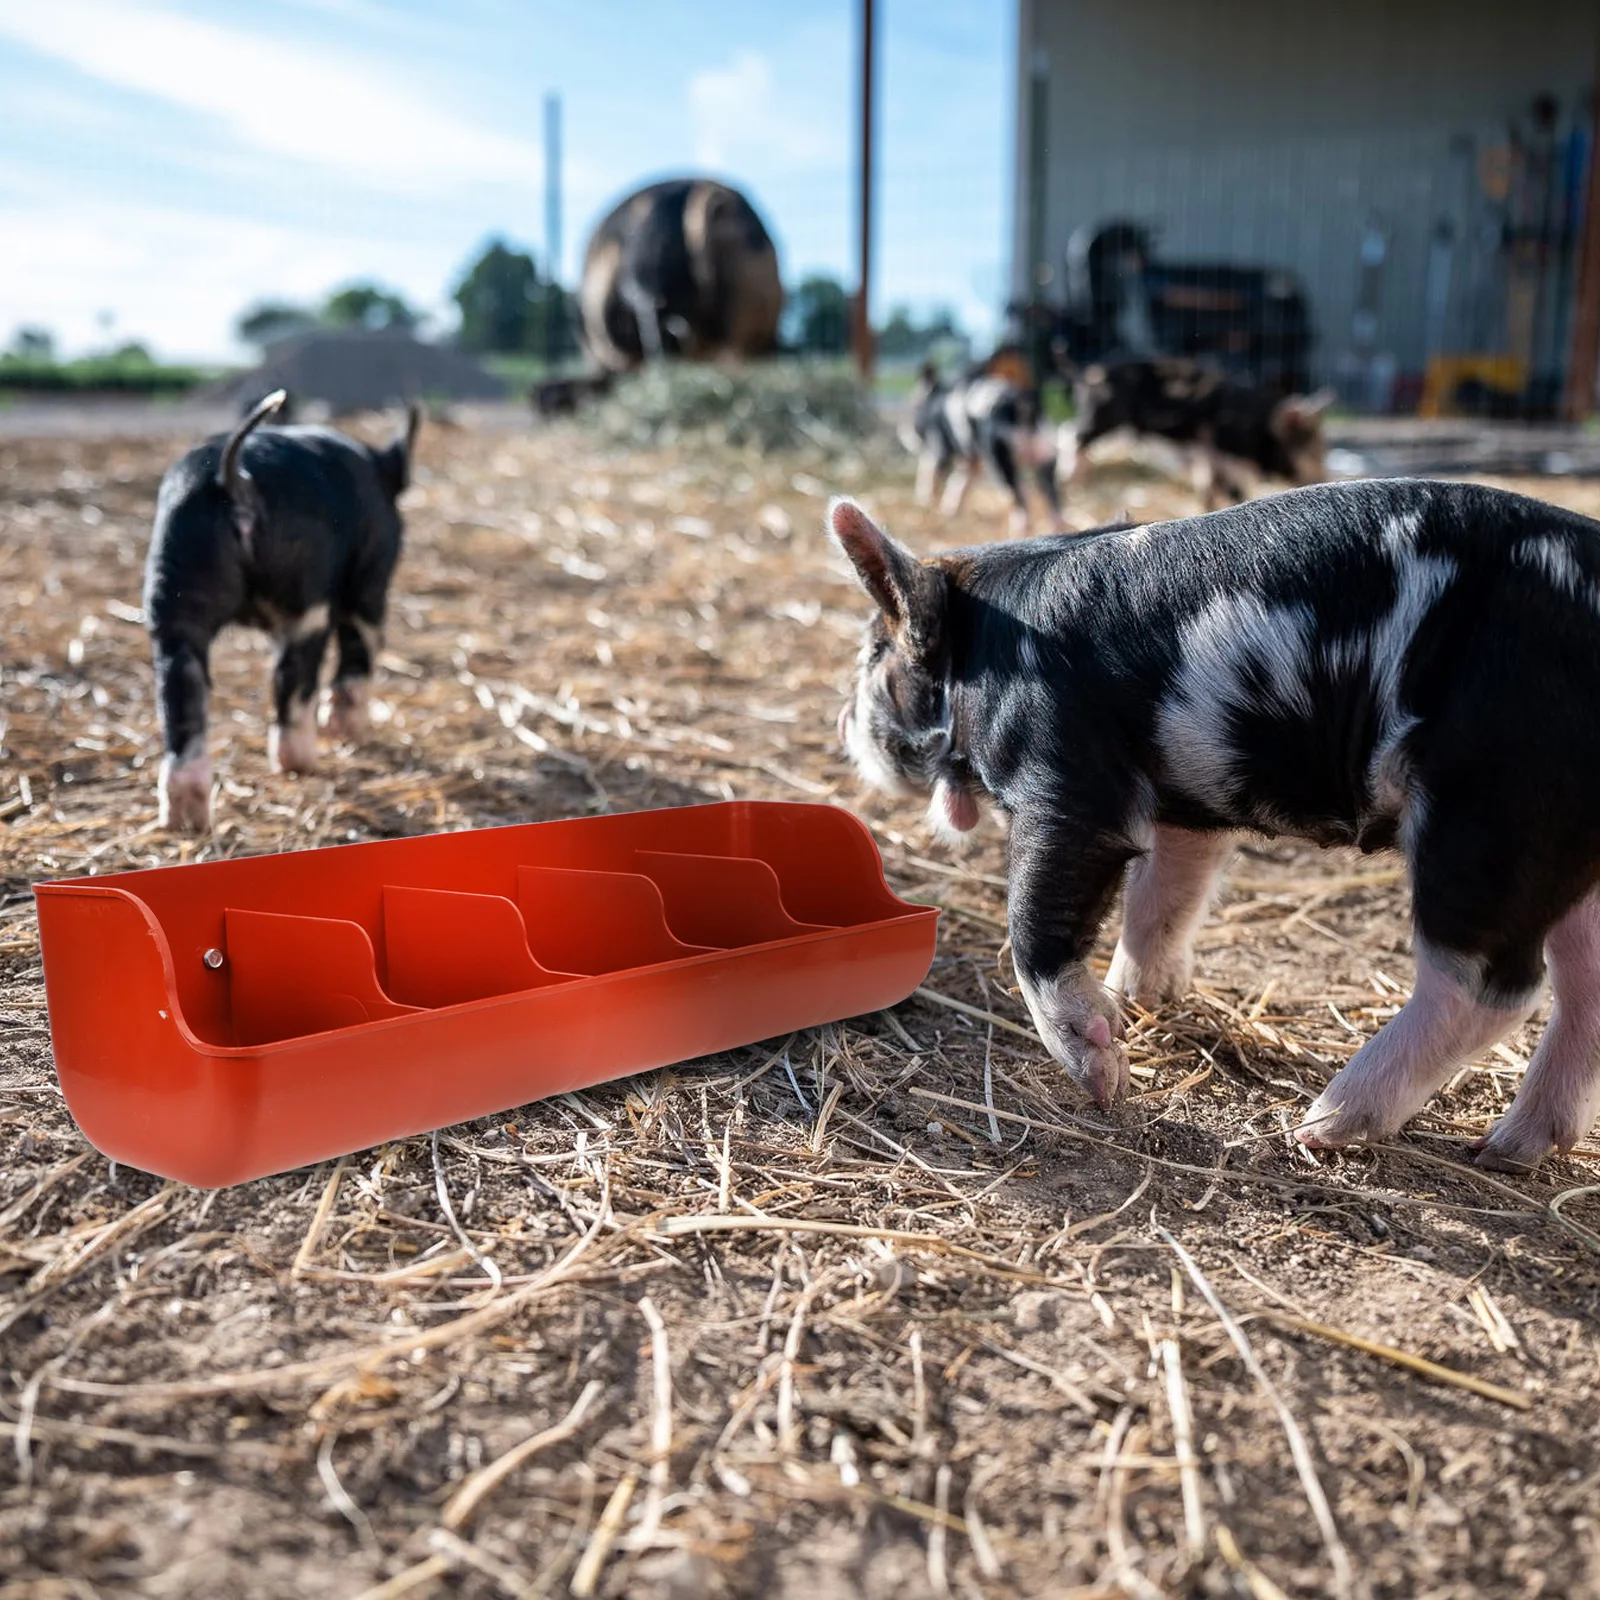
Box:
[143,390,419,831]
[901,349,1066,535]
[1061,356,1333,507]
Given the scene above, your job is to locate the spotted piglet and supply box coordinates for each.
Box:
[830,480,1600,1173]
[143,391,418,831]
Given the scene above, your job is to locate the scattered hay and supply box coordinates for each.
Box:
[3,414,1600,1598]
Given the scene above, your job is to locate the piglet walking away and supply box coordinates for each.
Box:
[830,479,1600,1173]
[143,390,419,832]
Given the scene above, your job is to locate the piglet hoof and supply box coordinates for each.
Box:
[1007,507,1031,538]
[1294,1075,1400,1151]
[1473,1117,1559,1176]
[158,754,212,833]
[1017,966,1129,1108]
[268,719,318,775]
[324,680,369,742]
[1471,1139,1544,1176]
[1105,940,1192,1008]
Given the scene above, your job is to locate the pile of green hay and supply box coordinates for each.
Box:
[592,362,884,456]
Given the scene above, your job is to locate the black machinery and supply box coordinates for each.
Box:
[1009,220,1314,397]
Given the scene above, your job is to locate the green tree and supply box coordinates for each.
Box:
[791,275,851,355]
[454,240,537,353]
[322,283,419,333]
[452,238,578,360]
[876,306,919,359]
[235,300,318,351]
[877,304,962,359]
[528,282,579,361]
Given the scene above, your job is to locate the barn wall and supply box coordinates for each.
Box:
[1012,0,1600,399]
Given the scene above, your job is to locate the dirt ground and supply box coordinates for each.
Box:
[4,408,1600,1600]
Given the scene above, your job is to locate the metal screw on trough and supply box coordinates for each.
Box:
[202,948,224,970]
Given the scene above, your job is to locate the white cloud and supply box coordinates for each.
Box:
[0,194,462,361]
[687,49,845,174]
[0,0,540,192]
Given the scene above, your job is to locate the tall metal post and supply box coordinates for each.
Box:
[544,92,564,366]
[853,0,877,380]
[544,92,563,281]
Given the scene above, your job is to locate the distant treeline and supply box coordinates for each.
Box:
[2,235,968,398]
[0,345,217,395]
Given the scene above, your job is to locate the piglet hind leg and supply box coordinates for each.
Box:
[1300,790,1560,1150]
[1035,459,1069,535]
[1007,809,1133,1107]
[1477,890,1600,1172]
[1058,426,1088,488]
[159,746,212,833]
[269,699,319,775]
[267,616,331,774]
[1106,826,1234,1007]
[987,436,1032,537]
[938,462,972,518]
[1297,942,1537,1150]
[326,615,382,742]
[152,634,213,832]
[326,679,368,741]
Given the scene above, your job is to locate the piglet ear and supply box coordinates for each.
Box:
[829,497,914,616]
[828,498,943,653]
[1278,388,1336,426]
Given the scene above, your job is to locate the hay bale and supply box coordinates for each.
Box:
[590,363,882,455]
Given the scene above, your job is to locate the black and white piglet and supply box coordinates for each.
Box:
[831,479,1600,1172]
[902,353,1064,534]
[143,390,419,831]
[1063,357,1331,506]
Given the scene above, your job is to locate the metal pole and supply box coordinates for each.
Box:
[1563,67,1600,421]
[853,0,876,380]
[544,92,563,282]
[544,91,563,368]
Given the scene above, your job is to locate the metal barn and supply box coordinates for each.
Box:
[1010,0,1600,414]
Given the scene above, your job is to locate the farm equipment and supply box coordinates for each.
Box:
[1009,220,1314,397]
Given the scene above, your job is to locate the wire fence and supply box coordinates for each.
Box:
[1006,3,1600,420]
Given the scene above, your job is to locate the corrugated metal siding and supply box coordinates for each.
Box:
[1014,0,1599,399]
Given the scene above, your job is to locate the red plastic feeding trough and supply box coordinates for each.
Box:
[34,802,938,1187]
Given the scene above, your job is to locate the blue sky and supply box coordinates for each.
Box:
[0,0,1013,362]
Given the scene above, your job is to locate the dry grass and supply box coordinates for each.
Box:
[4,408,1600,1599]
